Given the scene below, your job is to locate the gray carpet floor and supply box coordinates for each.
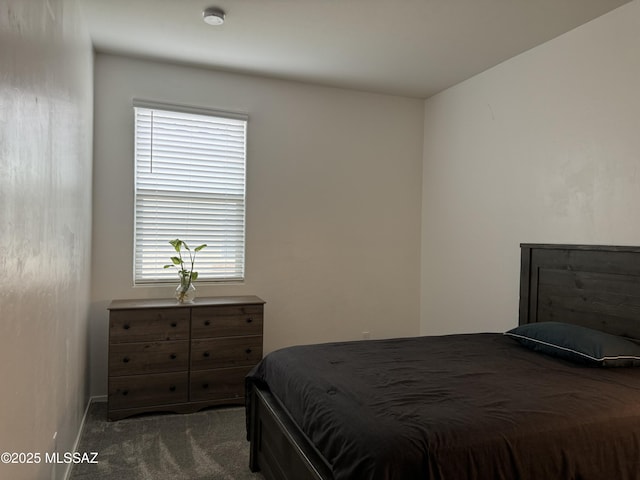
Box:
[69,402,264,480]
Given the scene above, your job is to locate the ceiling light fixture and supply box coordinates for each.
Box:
[203,7,225,26]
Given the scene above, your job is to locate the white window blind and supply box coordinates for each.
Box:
[133,102,247,284]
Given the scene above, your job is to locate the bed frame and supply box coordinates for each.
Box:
[519,244,640,339]
[248,243,640,480]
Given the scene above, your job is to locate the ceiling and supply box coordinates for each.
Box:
[80,0,630,99]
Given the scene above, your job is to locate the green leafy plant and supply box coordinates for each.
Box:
[164,239,207,301]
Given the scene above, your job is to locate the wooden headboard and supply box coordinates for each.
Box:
[519,243,640,340]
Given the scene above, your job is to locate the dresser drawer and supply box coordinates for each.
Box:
[191,305,263,338]
[190,366,253,402]
[110,308,189,343]
[191,336,263,370]
[107,296,264,419]
[108,372,188,410]
[109,341,189,376]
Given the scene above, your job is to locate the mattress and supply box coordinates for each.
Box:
[246,333,640,480]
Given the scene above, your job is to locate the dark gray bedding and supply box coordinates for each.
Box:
[246,333,640,480]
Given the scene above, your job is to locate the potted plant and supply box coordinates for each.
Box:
[164,238,207,303]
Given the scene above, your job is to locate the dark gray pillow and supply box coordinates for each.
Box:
[505,321,640,367]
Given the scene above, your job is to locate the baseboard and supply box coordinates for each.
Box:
[63,396,105,480]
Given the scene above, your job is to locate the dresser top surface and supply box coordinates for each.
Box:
[108,295,265,311]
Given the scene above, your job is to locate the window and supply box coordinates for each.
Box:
[133,101,247,284]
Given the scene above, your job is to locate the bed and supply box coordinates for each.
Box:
[245,244,640,480]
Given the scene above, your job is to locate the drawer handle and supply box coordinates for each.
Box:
[204,320,211,326]
[169,354,177,360]
[203,352,210,358]
[202,383,209,389]
[170,322,177,328]
[246,317,253,324]
[122,357,130,363]
[123,324,130,330]
[122,390,129,396]
[169,385,176,392]
[245,348,252,354]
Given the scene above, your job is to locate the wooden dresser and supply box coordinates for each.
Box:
[107,295,265,421]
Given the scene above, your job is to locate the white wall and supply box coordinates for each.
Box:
[421,1,640,335]
[91,54,424,396]
[0,0,93,479]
